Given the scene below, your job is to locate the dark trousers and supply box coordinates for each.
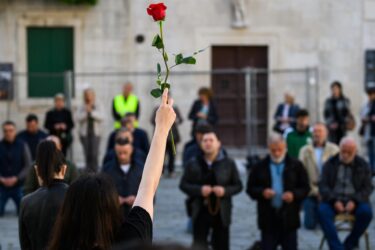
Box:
[0,186,22,216]
[165,140,176,174]
[318,202,373,250]
[367,138,375,175]
[261,228,297,250]
[328,128,345,145]
[193,207,229,250]
[303,196,319,229]
[80,135,101,172]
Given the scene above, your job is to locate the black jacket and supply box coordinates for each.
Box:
[179,151,243,226]
[19,179,68,250]
[102,158,144,216]
[188,100,219,129]
[246,155,310,232]
[319,155,373,204]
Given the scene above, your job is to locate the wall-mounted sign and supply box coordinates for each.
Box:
[0,63,13,100]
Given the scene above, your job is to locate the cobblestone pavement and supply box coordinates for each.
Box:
[1,164,375,250]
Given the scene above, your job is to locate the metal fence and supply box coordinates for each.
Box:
[1,68,319,165]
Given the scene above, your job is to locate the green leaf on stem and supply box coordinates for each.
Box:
[163,52,169,62]
[161,83,170,90]
[175,53,183,65]
[157,63,161,76]
[193,46,209,55]
[182,56,196,64]
[150,88,163,98]
[156,79,162,86]
[152,35,164,49]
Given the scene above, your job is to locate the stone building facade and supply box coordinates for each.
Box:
[0,0,374,164]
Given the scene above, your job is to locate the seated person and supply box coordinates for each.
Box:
[318,137,373,250]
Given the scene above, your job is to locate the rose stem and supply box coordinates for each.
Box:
[159,20,175,155]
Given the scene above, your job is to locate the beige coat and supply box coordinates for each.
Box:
[299,142,339,197]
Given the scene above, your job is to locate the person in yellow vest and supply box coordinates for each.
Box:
[112,83,140,129]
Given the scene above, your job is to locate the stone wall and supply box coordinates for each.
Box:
[0,0,374,164]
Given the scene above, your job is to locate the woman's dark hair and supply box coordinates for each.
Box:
[48,174,122,250]
[35,140,65,187]
[113,243,193,250]
[331,81,343,96]
[198,87,213,100]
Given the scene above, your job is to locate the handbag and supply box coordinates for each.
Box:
[345,113,356,131]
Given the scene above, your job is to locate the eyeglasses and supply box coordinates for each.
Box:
[115,137,130,146]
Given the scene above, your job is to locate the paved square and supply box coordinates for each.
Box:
[1,168,374,250]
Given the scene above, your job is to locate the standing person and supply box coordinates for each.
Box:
[17,114,48,161]
[273,92,300,134]
[182,123,213,234]
[0,121,32,216]
[318,138,373,250]
[151,103,183,177]
[107,114,150,155]
[180,131,243,250]
[360,87,375,176]
[112,82,140,129]
[247,134,310,250]
[23,135,79,195]
[183,123,213,167]
[299,123,339,230]
[285,109,312,158]
[324,81,352,144]
[19,140,68,250]
[48,89,176,249]
[44,93,75,156]
[102,128,147,167]
[102,137,143,218]
[188,87,218,134]
[76,88,104,172]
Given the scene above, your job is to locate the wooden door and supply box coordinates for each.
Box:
[211,46,268,147]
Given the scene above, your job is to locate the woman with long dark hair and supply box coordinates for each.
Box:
[19,140,67,250]
[48,89,176,249]
[324,81,352,144]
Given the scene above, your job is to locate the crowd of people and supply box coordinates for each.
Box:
[0,80,374,250]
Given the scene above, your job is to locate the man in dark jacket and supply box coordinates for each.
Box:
[102,137,143,218]
[102,128,146,168]
[0,121,32,216]
[17,114,48,161]
[247,134,309,250]
[180,131,242,250]
[318,137,373,250]
[44,93,74,156]
[106,113,149,155]
[273,92,300,134]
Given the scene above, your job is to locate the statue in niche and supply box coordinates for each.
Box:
[231,0,248,29]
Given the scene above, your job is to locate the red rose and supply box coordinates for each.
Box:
[147,3,167,21]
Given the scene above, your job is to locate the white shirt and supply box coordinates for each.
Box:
[120,164,131,174]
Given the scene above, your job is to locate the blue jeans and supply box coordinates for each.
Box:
[303,196,319,229]
[0,186,23,216]
[318,202,373,250]
[367,138,375,175]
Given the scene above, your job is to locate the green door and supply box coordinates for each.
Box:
[27,27,74,98]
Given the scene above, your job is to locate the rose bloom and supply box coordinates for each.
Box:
[147,3,167,21]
